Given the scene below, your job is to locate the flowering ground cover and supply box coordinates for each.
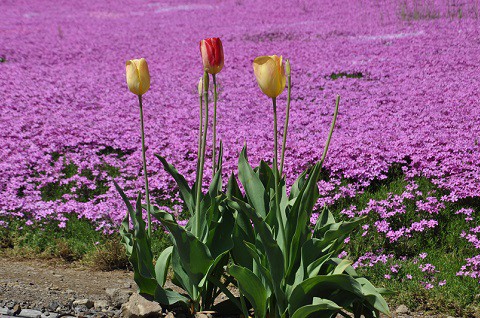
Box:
[1,0,480,313]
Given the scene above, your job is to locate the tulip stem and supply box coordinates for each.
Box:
[212,74,218,174]
[194,73,209,238]
[138,95,152,237]
[194,90,204,218]
[280,71,292,177]
[319,95,340,168]
[272,98,287,258]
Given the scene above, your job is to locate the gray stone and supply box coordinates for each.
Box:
[395,304,410,314]
[120,293,162,318]
[73,299,94,309]
[19,308,43,318]
[106,288,133,308]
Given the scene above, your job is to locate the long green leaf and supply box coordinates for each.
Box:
[290,298,341,318]
[237,146,267,218]
[229,265,268,318]
[156,154,195,215]
[151,208,213,288]
[288,274,363,314]
[155,246,173,286]
[154,284,190,306]
[228,198,287,314]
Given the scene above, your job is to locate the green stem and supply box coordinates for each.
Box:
[280,72,291,177]
[195,93,204,214]
[318,95,340,168]
[194,74,209,238]
[212,74,218,174]
[138,95,152,237]
[272,98,287,259]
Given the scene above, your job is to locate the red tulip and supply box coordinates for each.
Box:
[199,38,224,74]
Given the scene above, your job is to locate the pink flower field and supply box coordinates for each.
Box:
[1,0,480,298]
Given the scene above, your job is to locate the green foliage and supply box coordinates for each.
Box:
[117,145,237,312]
[226,147,391,318]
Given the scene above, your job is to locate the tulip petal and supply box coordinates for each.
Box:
[136,58,151,95]
[126,60,141,95]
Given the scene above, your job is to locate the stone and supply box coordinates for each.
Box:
[120,293,162,318]
[19,308,43,318]
[106,288,133,308]
[94,300,109,310]
[164,313,175,318]
[395,304,410,315]
[73,299,94,309]
[12,303,22,315]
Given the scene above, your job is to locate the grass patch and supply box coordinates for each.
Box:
[329,72,363,80]
[327,171,480,315]
[0,215,172,269]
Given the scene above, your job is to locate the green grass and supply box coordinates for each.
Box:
[0,215,172,268]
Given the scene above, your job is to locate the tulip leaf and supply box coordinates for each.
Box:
[155,246,173,287]
[290,298,341,318]
[356,278,391,315]
[154,284,190,306]
[156,154,195,216]
[227,172,243,200]
[229,265,268,318]
[228,198,287,314]
[238,146,267,218]
[288,274,363,314]
[151,208,213,287]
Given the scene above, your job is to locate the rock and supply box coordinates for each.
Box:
[396,305,410,314]
[48,301,60,312]
[13,303,22,315]
[19,308,43,318]
[195,314,209,318]
[73,299,94,309]
[94,300,109,310]
[120,293,162,318]
[164,313,175,318]
[106,288,133,308]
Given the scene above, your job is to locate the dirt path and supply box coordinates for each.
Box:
[0,257,136,316]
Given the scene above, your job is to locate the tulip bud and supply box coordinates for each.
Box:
[253,55,286,98]
[197,77,203,97]
[125,58,150,96]
[203,72,209,92]
[199,38,224,74]
[285,59,291,76]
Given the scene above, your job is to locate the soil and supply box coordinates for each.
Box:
[0,257,134,303]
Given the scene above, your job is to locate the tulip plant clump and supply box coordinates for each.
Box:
[116,37,390,317]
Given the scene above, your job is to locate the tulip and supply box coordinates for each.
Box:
[199,38,223,173]
[125,58,150,96]
[125,57,152,236]
[253,54,288,251]
[253,55,286,98]
[199,38,224,74]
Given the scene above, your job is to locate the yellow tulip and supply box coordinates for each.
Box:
[125,58,150,96]
[253,55,286,98]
